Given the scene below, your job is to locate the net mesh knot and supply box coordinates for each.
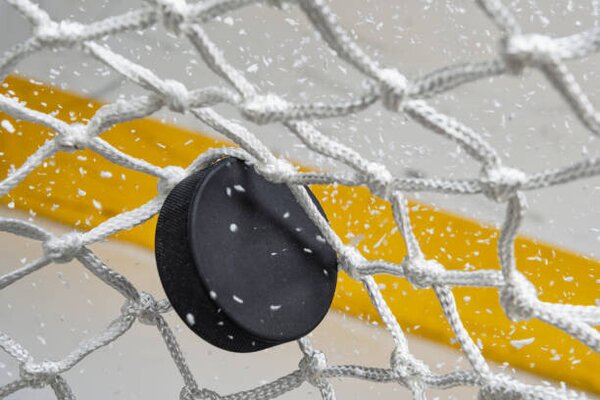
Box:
[35,20,84,47]
[161,79,192,112]
[55,123,89,152]
[157,165,186,195]
[339,245,365,280]
[299,350,328,387]
[257,158,297,184]
[499,274,538,322]
[390,349,429,393]
[363,162,394,200]
[242,94,290,125]
[122,292,170,325]
[20,360,59,388]
[42,231,84,263]
[480,166,527,202]
[151,0,189,36]
[502,34,559,72]
[379,68,408,111]
[403,257,445,289]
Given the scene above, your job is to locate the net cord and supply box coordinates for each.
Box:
[1,0,599,398]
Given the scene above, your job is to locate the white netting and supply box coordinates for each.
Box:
[0,0,599,398]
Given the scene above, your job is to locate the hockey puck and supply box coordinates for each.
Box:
[155,157,338,352]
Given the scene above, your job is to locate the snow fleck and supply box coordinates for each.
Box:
[303,248,313,254]
[247,64,258,73]
[209,290,217,300]
[373,233,387,249]
[285,18,299,27]
[223,16,234,26]
[1,120,15,133]
[100,171,112,179]
[226,187,232,197]
[233,295,244,304]
[233,184,245,192]
[186,313,196,326]
[270,304,282,311]
[92,199,102,210]
[230,223,238,233]
[510,337,535,349]
[283,211,290,219]
[37,335,47,345]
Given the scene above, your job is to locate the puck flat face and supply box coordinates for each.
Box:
[155,157,337,352]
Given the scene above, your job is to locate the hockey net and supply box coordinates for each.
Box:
[1,0,599,399]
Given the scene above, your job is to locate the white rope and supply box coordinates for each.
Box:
[0,0,599,398]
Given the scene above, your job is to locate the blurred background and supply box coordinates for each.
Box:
[1,0,599,398]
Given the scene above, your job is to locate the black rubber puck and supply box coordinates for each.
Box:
[155,157,338,352]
